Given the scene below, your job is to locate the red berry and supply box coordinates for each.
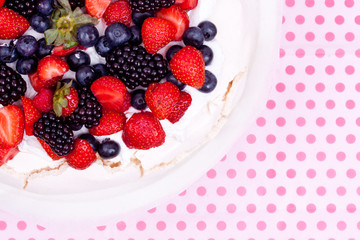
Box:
[0,146,19,166]
[122,112,166,150]
[156,5,189,41]
[85,0,111,19]
[51,45,78,57]
[89,109,126,136]
[167,91,192,123]
[21,97,42,136]
[53,83,79,117]
[37,56,69,89]
[0,105,24,148]
[0,7,29,39]
[38,138,62,160]
[32,88,54,113]
[175,0,198,10]
[118,91,131,112]
[66,139,97,170]
[103,0,132,26]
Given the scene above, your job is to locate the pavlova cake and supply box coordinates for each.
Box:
[0,0,245,190]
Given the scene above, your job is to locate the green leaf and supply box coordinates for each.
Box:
[64,41,78,49]
[53,103,63,117]
[54,32,65,46]
[59,98,68,108]
[44,29,59,45]
[57,0,72,11]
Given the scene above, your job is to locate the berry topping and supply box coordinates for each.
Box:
[90,76,127,112]
[16,57,38,75]
[175,0,198,10]
[85,0,111,19]
[16,35,38,57]
[198,70,217,93]
[21,96,42,136]
[142,17,176,54]
[183,27,204,48]
[105,22,132,48]
[32,88,54,113]
[98,139,120,159]
[198,45,213,66]
[37,0,54,16]
[170,46,205,89]
[156,5,189,41]
[131,89,147,110]
[92,63,108,78]
[30,13,51,33]
[66,138,97,170]
[198,21,217,41]
[166,91,192,123]
[122,111,166,150]
[78,133,99,152]
[129,0,175,13]
[95,36,113,57]
[0,62,27,106]
[67,51,90,71]
[145,82,180,120]
[53,81,79,117]
[33,111,74,156]
[89,109,126,136]
[37,55,70,88]
[4,0,37,20]
[0,105,24,148]
[105,44,168,89]
[76,65,97,86]
[0,7,29,40]
[37,138,62,160]
[103,0,132,26]
[77,24,99,48]
[0,146,19,166]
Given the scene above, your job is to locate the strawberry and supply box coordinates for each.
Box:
[119,91,131,112]
[32,88,54,113]
[0,146,19,166]
[170,46,205,89]
[0,105,24,148]
[51,45,78,57]
[90,76,127,112]
[89,109,126,136]
[122,112,166,150]
[103,0,132,26]
[21,97,41,136]
[66,138,97,170]
[156,5,189,41]
[175,0,198,10]
[85,0,111,19]
[37,138,62,160]
[28,72,42,92]
[145,82,180,120]
[142,17,176,54]
[37,56,69,88]
[0,7,29,39]
[53,82,79,117]
[167,91,192,123]
[0,0,4,7]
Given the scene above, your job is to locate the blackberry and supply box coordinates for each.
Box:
[5,0,37,19]
[66,87,102,129]
[0,62,27,106]
[106,44,168,89]
[69,0,85,10]
[33,111,74,156]
[129,0,175,13]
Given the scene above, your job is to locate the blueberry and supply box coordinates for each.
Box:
[198,21,217,41]
[30,14,51,33]
[78,133,100,152]
[69,122,83,131]
[77,24,99,48]
[198,70,217,93]
[198,45,213,66]
[16,36,38,57]
[166,72,185,90]
[37,0,54,16]
[36,38,54,59]
[93,63,108,78]
[105,22,131,47]
[16,57,38,75]
[183,27,205,48]
[166,45,182,62]
[130,89,147,110]
[76,65,97,86]
[98,139,120,159]
[61,78,79,89]
[132,11,154,27]
[67,51,90,71]
[0,45,18,63]
[95,36,113,57]
[129,25,142,45]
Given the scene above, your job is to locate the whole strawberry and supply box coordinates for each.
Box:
[38,138,62,161]
[142,17,176,54]
[167,91,192,123]
[170,45,205,89]
[21,97,42,136]
[32,88,54,113]
[103,0,132,26]
[66,138,97,170]
[122,112,166,150]
[0,7,29,39]
[53,81,79,117]
[145,82,180,120]
[89,109,126,136]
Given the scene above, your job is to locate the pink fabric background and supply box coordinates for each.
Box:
[2,0,360,239]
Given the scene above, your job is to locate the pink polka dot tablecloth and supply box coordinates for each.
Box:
[3,0,360,239]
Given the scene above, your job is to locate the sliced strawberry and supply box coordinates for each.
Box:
[103,0,132,26]
[119,91,131,112]
[0,146,19,166]
[66,139,97,170]
[37,56,69,88]
[0,7,29,39]
[90,76,127,112]
[28,72,42,92]
[51,45,78,57]
[175,0,198,10]
[0,105,24,148]
[156,5,189,41]
[142,17,176,54]
[89,109,126,136]
[32,88,54,113]
[21,97,42,136]
[85,0,111,19]
[167,91,192,123]
[37,138,62,160]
